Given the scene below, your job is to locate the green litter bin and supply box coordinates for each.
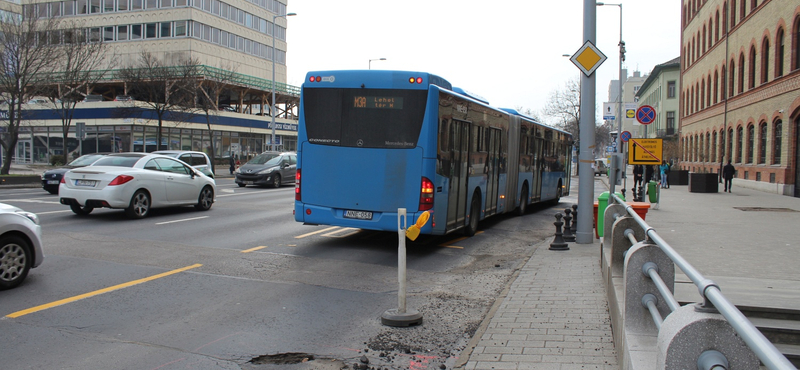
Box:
[647,180,659,203]
[596,191,624,238]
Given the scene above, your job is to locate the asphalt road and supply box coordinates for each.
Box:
[0,179,567,370]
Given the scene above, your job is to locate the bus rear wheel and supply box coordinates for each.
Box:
[516,184,528,216]
[464,196,480,237]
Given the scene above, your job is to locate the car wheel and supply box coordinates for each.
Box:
[195,186,214,211]
[463,195,481,237]
[125,190,151,219]
[516,184,528,216]
[272,174,281,188]
[0,235,32,290]
[237,183,246,188]
[70,203,94,216]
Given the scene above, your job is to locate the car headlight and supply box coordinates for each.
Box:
[256,168,274,175]
[16,211,39,225]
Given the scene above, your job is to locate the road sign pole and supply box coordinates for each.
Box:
[575,0,597,244]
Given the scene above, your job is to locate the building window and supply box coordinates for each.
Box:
[117,25,128,40]
[746,124,754,163]
[103,26,114,41]
[666,111,675,133]
[712,131,718,162]
[738,53,745,93]
[773,120,782,164]
[759,122,766,164]
[160,22,171,38]
[729,59,736,97]
[736,126,742,163]
[118,0,128,11]
[794,16,800,70]
[174,21,186,37]
[761,38,769,84]
[130,24,142,39]
[131,0,142,10]
[776,28,784,77]
[748,47,756,89]
[145,23,157,38]
[667,81,676,98]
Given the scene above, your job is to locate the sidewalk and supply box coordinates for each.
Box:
[458,177,618,370]
[459,168,800,369]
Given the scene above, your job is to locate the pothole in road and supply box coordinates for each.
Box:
[249,352,317,365]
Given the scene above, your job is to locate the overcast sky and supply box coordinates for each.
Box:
[285,0,680,124]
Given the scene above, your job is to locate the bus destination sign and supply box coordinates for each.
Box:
[354,96,404,109]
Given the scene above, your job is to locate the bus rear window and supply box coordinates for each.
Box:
[302,88,427,148]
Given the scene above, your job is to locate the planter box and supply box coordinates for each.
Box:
[0,175,40,186]
[689,173,718,193]
[671,170,689,185]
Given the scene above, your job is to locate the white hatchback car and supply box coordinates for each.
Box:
[59,153,216,219]
[0,203,44,290]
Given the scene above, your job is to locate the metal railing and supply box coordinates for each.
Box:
[605,193,795,369]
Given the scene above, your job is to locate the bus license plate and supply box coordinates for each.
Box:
[344,210,373,220]
[75,179,96,187]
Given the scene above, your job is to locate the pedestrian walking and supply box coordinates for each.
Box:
[229,154,236,174]
[660,160,670,188]
[633,164,643,188]
[722,160,735,192]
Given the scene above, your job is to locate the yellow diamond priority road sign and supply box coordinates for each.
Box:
[570,40,607,77]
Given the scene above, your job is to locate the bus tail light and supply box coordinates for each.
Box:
[419,177,434,211]
[295,169,301,201]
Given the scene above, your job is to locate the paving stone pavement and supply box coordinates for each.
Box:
[460,236,617,370]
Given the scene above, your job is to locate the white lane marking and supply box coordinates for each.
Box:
[34,210,73,215]
[155,216,209,225]
[294,226,340,239]
[0,199,62,205]
[322,228,361,238]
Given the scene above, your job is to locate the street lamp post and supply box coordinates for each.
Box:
[597,2,624,196]
[271,12,296,152]
[369,58,386,69]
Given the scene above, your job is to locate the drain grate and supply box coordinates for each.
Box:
[734,207,797,212]
[249,352,316,365]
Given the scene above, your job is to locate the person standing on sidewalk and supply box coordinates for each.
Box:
[723,160,735,192]
[660,160,670,188]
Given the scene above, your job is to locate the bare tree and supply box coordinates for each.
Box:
[41,22,112,160]
[190,64,238,174]
[542,77,581,139]
[116,51,198,151]
[0,9,63,174]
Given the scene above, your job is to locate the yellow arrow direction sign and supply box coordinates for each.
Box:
[570,40,607,77]
[628,138,663,164]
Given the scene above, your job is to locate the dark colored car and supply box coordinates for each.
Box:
[41,153,107,194]
[152,150,215,179]
[235,152,296,188]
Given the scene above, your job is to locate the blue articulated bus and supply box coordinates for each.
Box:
[294,70,572,236]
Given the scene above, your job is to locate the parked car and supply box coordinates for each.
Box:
[41,153,108,194]
[235,151,296,188]
[114,95,133,102]
[82,94,103,103]
[59,153,216,219]
[152,150,215,179]
[0,203,44,290]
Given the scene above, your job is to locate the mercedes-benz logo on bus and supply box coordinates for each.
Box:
[357,139,364,147]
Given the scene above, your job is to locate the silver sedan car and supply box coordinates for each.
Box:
[0,203,44,290]
[59,153,216,219]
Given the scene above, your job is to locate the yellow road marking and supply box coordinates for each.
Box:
[294,226,340,239]
[5,264,202,319]
[241,246,267,253]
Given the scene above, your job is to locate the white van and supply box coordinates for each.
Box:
[594,158,608,176]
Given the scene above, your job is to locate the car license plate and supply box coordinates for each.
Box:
[47,180,59,185]
[75,179,97,187]
[243,181,254,185]
[344,210,373,220]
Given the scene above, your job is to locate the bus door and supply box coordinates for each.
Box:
[532,136,543,201]
[446,119,471,230]
[485,128,501,216]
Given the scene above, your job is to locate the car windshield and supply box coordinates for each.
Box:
[247,153,281,165]
[69,154,105,166]
[92,155,142,167]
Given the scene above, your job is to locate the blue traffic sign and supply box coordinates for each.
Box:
[636,105,656,125]
[620,131,632,142]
